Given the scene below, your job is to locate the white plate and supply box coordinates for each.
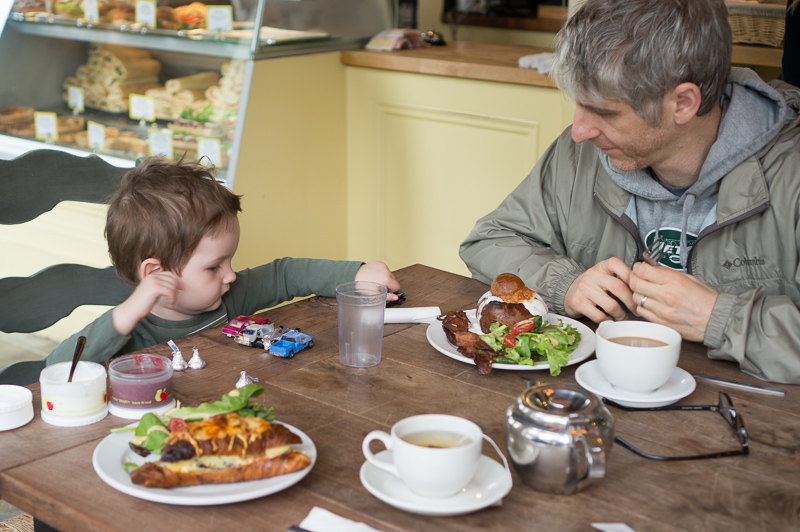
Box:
[360,450,512,516]
[575,360,696,408]
[426,310,595,371]
[92,421,316,505]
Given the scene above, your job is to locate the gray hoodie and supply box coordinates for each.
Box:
[599,67,791,270]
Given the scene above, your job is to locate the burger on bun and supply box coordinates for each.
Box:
[476,273,547,333]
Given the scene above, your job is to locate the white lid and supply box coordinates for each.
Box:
[0,385,34,431]
[0,385,33,414]
[108,398,176,420]
[41,405,109,427]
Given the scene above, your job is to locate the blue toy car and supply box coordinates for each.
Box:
[268,329,314,358]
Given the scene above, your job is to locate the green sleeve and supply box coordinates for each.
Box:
[45,310,131,365]
[225,257,364,316]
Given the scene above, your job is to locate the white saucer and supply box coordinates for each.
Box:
[575,360,696,408]
[360,450,512,516]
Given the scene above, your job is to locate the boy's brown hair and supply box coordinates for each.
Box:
[106,157,242,286]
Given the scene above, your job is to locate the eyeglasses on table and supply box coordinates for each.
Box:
[603,392,749,461]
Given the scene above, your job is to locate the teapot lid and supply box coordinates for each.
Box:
[513,384,608,430]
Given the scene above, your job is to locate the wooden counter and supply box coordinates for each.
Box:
[341,41,557,88]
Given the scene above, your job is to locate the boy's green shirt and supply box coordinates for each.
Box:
[45,257,363,365]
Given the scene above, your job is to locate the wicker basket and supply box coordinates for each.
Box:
[726,1,786,48]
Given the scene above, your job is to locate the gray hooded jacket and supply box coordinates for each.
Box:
[460,70,800,384]
[601,68,791,270]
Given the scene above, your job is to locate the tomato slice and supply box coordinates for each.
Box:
[502,333,516,348]
[510,320,535,335]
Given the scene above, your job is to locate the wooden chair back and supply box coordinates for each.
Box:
[0,150,133,385]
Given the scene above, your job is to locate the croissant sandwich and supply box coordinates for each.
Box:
[130,412,311,489]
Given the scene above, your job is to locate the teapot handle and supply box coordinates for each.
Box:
[565,433,606,490]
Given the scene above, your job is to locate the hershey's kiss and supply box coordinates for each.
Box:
[188,346,206,369]
[235,370,258,388]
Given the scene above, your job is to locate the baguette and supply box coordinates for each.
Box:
[130,449,311,488]
[165,72,220,94]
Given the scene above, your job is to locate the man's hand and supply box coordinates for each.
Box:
[564,257,636,322]
[354,261,401,301]
[112,270,183,336]
[629,262,718,342]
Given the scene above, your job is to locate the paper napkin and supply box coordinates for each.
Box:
[518,52,555,74]
[299,507,384,532]
[384,307,441,324]
[591,523,638,532]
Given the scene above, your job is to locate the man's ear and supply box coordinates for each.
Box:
[669,82,702,125]
[139,258,163,281]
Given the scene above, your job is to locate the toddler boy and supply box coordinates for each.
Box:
[46,157,400,364]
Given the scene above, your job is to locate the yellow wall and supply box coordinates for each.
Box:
[232,52,348,271]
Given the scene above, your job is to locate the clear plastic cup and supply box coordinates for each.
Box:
[336,281,387,367]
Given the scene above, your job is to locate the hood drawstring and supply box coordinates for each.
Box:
[680,193,696,269]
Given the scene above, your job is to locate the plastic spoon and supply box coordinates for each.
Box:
[67,336,87,383]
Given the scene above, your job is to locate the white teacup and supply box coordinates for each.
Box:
[362,414,486,498]
[595,321,682,394]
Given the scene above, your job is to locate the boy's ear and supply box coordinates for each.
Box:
[139,258,163,281]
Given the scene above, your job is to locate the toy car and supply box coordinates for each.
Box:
[235,323,276,348]
[268,329,314,358]
[222,315,268,338]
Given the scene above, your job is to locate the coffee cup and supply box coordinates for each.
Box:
[362,414,487,498]
[595,321,681,394]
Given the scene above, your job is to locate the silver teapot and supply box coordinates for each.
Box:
[504,384,614,494]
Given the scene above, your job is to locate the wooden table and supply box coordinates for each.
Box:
[1,265,798,531]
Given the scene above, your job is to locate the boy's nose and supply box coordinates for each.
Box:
[224,267,236,285]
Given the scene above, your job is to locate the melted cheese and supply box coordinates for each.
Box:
[161,445,292,473]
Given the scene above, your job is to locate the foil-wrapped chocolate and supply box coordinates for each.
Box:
[235,370,258,388]
[168,339,188,371]
[188,346,206,369]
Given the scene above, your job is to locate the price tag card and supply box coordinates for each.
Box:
[87,121,106,150]
[34,112,58,141]
[149,130,174,159]
[135,0,157,28]
[206,6,233,33]
[129,94,155,122]
[83,0,100,23]
[67,85,85,113]
[197,137,222,166]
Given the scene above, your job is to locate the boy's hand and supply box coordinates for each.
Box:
[112,270,183,335]
[355,261,402,301]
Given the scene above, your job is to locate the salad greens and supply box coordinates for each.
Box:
[478,317,581,376]
[179,104,214,124]
[166,384,275,422]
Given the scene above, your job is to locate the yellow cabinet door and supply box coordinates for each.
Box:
[346,66,573,276]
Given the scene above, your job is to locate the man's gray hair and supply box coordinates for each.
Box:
[552,0,732,125]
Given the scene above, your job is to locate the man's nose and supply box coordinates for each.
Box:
[571,106,600,144]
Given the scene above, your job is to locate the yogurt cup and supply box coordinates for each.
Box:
[108,354,175,419]
[0,385,34,431]
[39,361,108,427]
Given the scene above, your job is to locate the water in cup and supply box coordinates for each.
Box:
[336,281,387,368]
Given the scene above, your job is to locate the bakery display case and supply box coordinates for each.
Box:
[0,0,392,187]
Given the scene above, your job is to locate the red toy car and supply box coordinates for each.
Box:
[222,315,269,337]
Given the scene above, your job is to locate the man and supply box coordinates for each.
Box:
[460,0,800,384]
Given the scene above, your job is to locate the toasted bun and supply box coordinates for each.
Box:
[490,273,535,304]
